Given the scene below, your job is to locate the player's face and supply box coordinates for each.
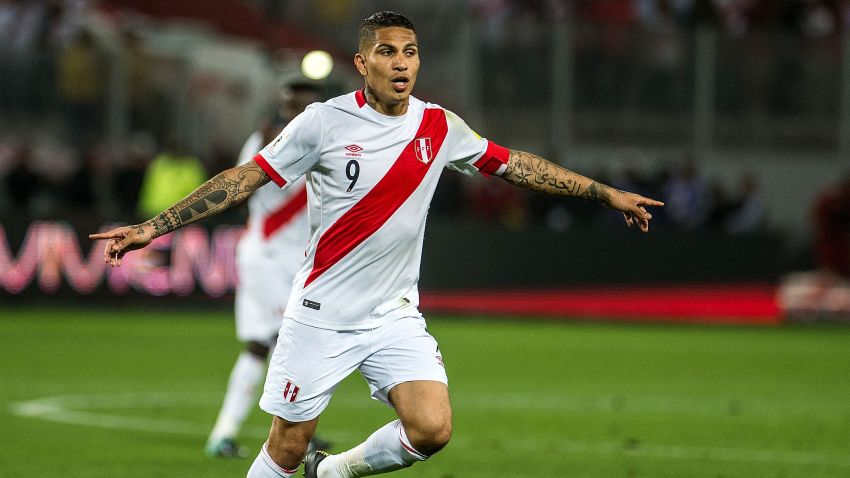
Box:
[355,27,419,115]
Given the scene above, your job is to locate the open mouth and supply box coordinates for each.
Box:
[391,76,409,92]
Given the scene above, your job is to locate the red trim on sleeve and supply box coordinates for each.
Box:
[473,141,510,177]
[253,153,287,187]
[355,89,367,108]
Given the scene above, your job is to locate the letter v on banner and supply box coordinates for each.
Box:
[305,108,448,287]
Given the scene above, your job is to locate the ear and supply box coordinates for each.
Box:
[354,53,367,77]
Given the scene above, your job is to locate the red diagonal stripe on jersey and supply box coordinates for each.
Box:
[262,185,308,239]
[304,108,448,287]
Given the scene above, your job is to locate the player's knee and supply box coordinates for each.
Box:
[407,417,452,456]
[266,435,310,468]
[266,417,315,469]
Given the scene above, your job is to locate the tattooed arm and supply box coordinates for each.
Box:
[501,150,615,203]
[500,149,664,232]
[90,160,272,266]
[145,161,270,237]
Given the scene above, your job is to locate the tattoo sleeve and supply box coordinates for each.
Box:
[145,161,271,237]
[501,150,614,205]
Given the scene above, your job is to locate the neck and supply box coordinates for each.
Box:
[364,86,408,116]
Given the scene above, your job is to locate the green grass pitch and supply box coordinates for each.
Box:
[2,307,849,477]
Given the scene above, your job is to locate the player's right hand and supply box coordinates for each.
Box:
[89,223,156,267]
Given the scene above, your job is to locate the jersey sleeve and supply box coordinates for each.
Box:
[253,105,323,187]
[443,109,510,178]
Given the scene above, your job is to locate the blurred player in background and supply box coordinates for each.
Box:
[91,11,663,478]
[205,79,329,458]
[778,172,850,316]
[813,172,850,279]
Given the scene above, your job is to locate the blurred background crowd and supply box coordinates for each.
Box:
[1,0,849,288]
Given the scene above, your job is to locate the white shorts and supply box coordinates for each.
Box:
[259,315,448,422]
[234,244,298,344]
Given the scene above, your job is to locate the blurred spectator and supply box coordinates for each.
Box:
[472,0,514,105]
[29,131,78,216]
[30,1,65,116]
[4,143,41,212]
[574,0,636,110]
[797,0,839,117]
[714,0,757,35]
[634,0,689,111]
[796,0,837,38]
[663,157,711,229]
[0,132,77,218]
[705,179,731,230]
[0,0,64,116]
[136,138,207,220]
[723,173,765,234]
[62,144,106,217]
[113,132,156,217]
[123,29,159,139]
[812,173,850,278]
[315,0,354,25]
[841,0,850,30]
[65,150,96,208]
[57,27,104,148]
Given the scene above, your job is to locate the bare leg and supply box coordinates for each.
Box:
[267,415,319,469]
[247,415,318,477]
[387,381,452,456]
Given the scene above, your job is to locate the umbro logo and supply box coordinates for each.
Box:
[345,144,363,158]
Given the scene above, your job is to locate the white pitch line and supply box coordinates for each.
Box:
[17,390,847,418]
[8,392,850,468]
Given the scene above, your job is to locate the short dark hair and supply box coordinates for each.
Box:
[358,11,416,52]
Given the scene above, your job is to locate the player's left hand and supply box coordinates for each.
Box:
[608,191,664,233]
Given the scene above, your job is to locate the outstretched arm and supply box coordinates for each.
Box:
[500,149,664,232]
[89,160,272,266]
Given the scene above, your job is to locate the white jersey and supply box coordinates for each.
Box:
[254,90,509,330]
[237,131,309,260]
[233,131,309,341]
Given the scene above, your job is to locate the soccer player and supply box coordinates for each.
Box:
[205,79,329,458]
[91,11,664,478]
